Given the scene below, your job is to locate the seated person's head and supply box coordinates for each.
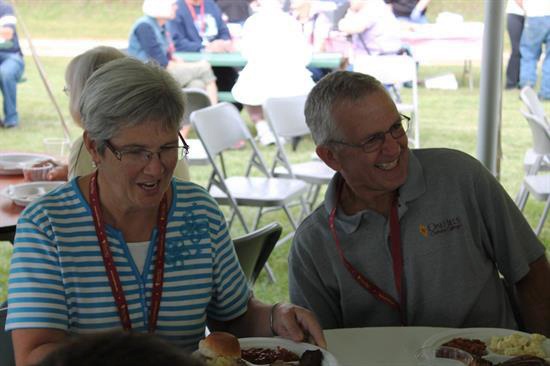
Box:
[80,57,185,157]
[304,70,386,147]
[36,330,205,366]
[65,46,126,127]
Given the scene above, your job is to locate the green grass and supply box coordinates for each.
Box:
[0,0,549,306]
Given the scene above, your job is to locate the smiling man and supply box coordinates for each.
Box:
[288,71,550,335]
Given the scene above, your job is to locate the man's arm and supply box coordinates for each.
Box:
[208,297,327,348]
[516,255,550,336]
[12,329,66,366]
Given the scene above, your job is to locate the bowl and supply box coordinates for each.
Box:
[416,346,474,366]
[22,161,54,181]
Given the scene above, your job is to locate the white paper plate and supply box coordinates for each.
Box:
[239,337,340,366]
[0,153,53,175]
[0,181,65,206]
[423,328,550,363]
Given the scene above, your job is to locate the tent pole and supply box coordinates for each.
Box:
[476,0,506,178]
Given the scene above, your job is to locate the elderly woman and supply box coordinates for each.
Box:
[128,0,218,107]
[6,58,325,366]
[47,46,190,181]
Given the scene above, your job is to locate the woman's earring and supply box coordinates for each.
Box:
[92,161,98,169]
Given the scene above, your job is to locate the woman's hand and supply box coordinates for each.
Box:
[271,303,327,349]
[32,160,68,181]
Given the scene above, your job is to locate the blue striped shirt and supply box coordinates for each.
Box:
[6,178,250,349]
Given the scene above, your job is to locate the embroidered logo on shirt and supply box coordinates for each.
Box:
[165,214,209,268]
[419,217,462,237]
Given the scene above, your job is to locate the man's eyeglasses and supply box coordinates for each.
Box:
[104,132,190,166]
[328,114,410,153]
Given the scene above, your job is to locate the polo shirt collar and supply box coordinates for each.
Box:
[323,149,426,234]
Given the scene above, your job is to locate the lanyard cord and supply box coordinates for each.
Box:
[89,171,168,333]
[185,0,206,34]
[328,179,406,325]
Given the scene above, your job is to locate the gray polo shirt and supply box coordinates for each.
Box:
[289,148,545,329]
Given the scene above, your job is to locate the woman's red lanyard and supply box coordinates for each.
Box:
[89,171,168,333]
[328,179,406,325]
[185,0,206,34]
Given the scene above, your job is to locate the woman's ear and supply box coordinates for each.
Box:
[83,131,100,166]
[316,144,341,172]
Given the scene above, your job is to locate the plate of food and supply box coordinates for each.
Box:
[0,181,65,206]
[0,153,53,175]
[423,328,550,365]
[194,332,340,366]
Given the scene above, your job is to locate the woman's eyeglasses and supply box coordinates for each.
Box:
[104,133,189,167]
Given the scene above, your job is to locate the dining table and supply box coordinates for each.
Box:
[175,51,345,70]
[0,174,24,243]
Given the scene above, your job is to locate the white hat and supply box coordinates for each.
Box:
[142,0,177,18]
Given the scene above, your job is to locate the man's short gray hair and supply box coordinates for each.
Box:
[79,57,185,153]
[304,71,384,146]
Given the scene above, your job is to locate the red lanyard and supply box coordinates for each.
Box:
[89,171,168,333]
[328,179,406,325]
[185,0,205,34]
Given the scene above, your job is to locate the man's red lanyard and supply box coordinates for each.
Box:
[89,171,168,333]
[185,0,206,34]
[328,179,406,325]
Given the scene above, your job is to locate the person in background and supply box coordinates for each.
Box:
[505,0,525,90]
[290,0,333,82]
[128,0,218,106]
[288,71,550,335]
[46,46,190,181]
[338,0,403,57]
[231,0,314,146]
[168,0,238,94]
[518,0,550,100]
[217,0,251,24]
[384,0,431,24]
[6,58,326,366]
[0,0,24,129]
[37,331,204,366]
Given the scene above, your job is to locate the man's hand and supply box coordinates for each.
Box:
[271,303,327,349]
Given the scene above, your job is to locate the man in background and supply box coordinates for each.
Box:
[384,0,431,24]
[0,0,24,129]
[168,0,237,93]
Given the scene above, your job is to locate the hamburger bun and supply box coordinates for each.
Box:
[198,332,241,366]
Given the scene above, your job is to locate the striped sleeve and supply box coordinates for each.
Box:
[6,204,69,331]
[206,200,250,321]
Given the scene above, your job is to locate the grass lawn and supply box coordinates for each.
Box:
[0,0,549,306]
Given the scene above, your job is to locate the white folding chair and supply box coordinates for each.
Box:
[352,54,420,148]
[263,95,335,209]
[191,102,309,240]
[516,109,550,235]
[519,86,550,174]
[182,88,211,166]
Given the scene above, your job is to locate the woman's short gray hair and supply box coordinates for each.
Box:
[304,71,384,145]
[80,58,185,153]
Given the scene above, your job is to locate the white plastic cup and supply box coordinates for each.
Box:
[43,137,70,163]
[22,161,54,181]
